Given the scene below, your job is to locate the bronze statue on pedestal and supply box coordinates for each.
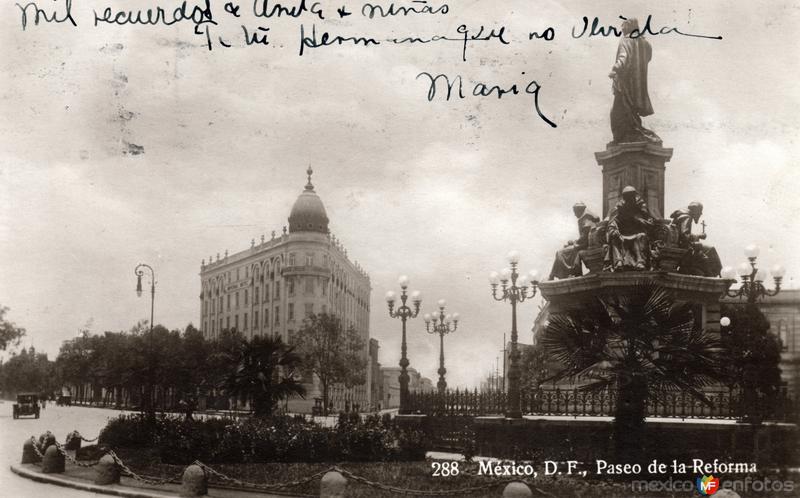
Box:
[549,203,600,280]
[609,18,661,144]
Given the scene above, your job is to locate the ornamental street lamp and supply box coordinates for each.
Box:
[386,275,422,415]
[720,244,785,303]
[135,263,156,421]
[424,299,459,395]
[489,250,540,419]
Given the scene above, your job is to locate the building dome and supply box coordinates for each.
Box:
[288,168,329,234]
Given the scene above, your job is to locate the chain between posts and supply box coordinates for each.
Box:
[54,441,99,468]
[29,436,45,460]
[193,460,330,490]
[29,434,554,496]
[106,450,183,486]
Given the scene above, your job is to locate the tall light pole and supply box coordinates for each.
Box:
[135,263,156,421]
[721,244,785,303]
[719,245,786,424]
[424,299,459,395]
[489,250,539,419]
[386,275,422,415]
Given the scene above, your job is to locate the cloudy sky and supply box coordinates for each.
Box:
[1,0,798,387]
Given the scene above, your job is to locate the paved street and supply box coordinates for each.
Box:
[0,400,134,497]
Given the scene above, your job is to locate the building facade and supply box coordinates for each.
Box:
[199,169,372,412]
[724,289,800,403]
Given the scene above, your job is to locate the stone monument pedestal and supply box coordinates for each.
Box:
[539,271,733,336]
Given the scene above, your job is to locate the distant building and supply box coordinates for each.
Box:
[199,169,372,412]
[723,289,800,403]
[380,366,432,409]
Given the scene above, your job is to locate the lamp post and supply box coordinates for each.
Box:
[719,245,786,425]
[721,244,785,303]
[386,276,422,415]
[135,263,156,421]
[424,299,459,395]
[489,250,539,419]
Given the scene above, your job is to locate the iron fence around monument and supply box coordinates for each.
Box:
[406,387,793,421]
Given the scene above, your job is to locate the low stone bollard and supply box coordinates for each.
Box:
[503,481,533,498]
[320,471,347,498]
[38,431,56,452]
[180,464,207,497]
[94,454,120,485]
[41,445,65,473]
[22,439,41,464]
[65,431,82,452]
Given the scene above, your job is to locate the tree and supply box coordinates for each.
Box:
[720,302,783,422]
[519,344,553,392]
[222,335,306,417]
[541,283,725,462]
[294,313,367,415]
[0,306,26,351]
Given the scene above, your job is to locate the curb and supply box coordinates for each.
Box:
[10,464,178,498]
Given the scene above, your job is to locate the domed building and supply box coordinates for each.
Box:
[199,169,373,413]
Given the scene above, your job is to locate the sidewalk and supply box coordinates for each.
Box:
[11,461,304,498]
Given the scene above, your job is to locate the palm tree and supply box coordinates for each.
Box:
[541,282,725,461]
[222,335,306,417]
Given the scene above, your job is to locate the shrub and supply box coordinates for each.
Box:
[98,412,429,464]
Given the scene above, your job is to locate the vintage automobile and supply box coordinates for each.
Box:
[13,393,40,419]
[56,394,72,406]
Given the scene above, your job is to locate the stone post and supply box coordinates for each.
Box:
[320,470,347,498]
[180,464,208,497]
[503,481,533,497]
[41,445,65,473]
[21,439,40,464]
[94,454,121,485]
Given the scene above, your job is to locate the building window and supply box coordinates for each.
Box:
[264,308,269,327]
[274,306,280,325]
[778,320,789,351]
[305,303,313,318]
[288,329,295,344]
[275,282,281,299]
[264,286,270,303]
[236,268,240,280]
[246,266,249,279]
[254,287,259,303]
[288,303,295,321]
[226,316,230,330]
[227,294,231,311]
[289,278,295,296]
[322,280,327,296]
[235,315,239,331]
[289,253,296,266]
[305,253,314,266]
[254,311,259,330]
[219,318,222,332]
[244,313,248,331]
[305,277,314,295]
[245,289,249,305]
[235,292,240,309]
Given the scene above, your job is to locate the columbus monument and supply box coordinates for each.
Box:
[540,17,729,332]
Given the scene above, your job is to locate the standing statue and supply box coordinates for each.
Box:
[606,186,656,271]
[669,202,723,277]
[608,18,661,144]
[549,203,601,280]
